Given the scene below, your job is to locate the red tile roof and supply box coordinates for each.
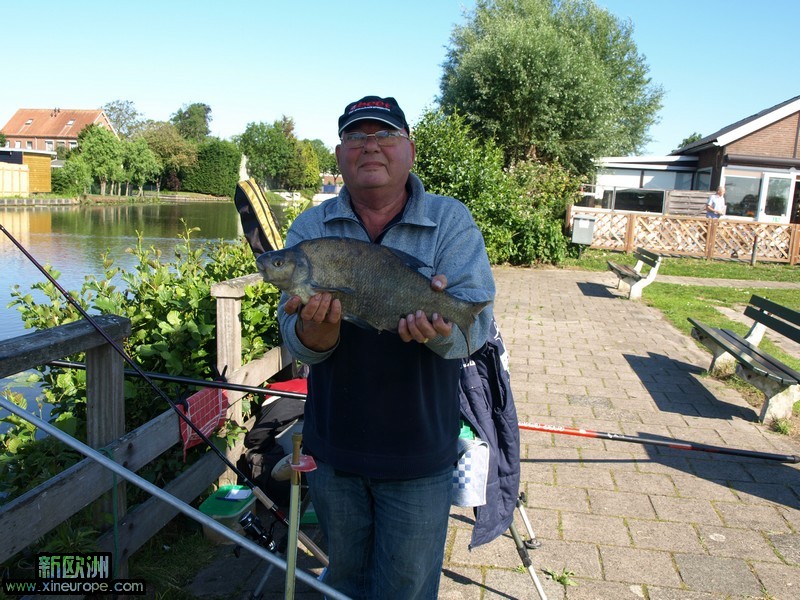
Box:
[1,108,118,139]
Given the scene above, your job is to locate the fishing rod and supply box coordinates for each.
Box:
[48,359,309,400]
[519,422,800,464]
[0,395,347,599]
[0,222,328,566]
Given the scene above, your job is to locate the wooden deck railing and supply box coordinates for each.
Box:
[568,206,800,265]
[0,274,290,574]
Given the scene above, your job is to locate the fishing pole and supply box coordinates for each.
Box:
[519,421,800,464]
[48,359,309,400]
[0,222,328,566]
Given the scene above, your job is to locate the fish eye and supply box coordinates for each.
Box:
[273,258,284,268]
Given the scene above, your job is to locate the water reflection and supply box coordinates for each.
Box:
[0,202,243,342]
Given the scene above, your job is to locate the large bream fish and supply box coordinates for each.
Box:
[256,237,491,351]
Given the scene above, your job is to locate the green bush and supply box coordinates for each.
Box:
[181,139,241,197]
[413,108,579,265]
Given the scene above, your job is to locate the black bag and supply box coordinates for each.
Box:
[240,398,306,506]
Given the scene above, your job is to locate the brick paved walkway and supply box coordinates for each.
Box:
[187,267,800,599]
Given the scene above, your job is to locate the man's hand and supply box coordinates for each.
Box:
[398,274,453,344]
[284,292,342,352]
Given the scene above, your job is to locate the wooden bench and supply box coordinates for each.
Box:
[607,247,662,299]
[688,295,800,423]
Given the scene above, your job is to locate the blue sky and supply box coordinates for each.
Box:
[2,0,797,156]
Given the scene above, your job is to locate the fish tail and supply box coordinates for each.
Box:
[459,300,492,356]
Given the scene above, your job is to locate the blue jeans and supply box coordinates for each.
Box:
[307,460,453,600]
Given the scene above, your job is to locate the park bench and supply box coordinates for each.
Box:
[688,295,800,423]
[607,247,662,299]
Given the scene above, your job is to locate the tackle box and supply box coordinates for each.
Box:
[198,484,256,544]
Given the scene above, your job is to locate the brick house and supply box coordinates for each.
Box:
[589,94,800,224]
[0,108,118,153]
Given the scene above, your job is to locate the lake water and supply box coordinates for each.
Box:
[0,202,244,343]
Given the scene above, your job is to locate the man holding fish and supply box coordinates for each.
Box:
[263,95,495,599]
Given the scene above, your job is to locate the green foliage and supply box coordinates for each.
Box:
[413,108,577,265]
[123,137,162,196]
[103,99,144,139]
[308,138,337,176]
[171,103,212,143]
[544,567,578,587]
[181,139,242,197]
[141,122,199,190]
[51,154,92,196]
[678,132,703,149]
[77,124,124,194]
[236,117,308,190]
[440,0,663,174]
[3,228,282,502]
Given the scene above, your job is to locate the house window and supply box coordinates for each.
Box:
[57,141,66,148]
[69,141,78,149]
[693,169,711,191]
[26,141,33,149]
[14,141,21,148]
[724,173,761,218]
[45,140,54,151]
[24,119,33,125]
[67,119,75,126]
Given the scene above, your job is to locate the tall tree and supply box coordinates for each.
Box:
[102,99,143,139]
[123,137,162,197]
[307,139,337,177]
[439,0,663,175]
[140,121,198,192]
[77,124,123,195]
[677,132,703,149]
[236,117,304,190]
[171,103,212,142]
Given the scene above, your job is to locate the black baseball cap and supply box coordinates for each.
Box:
[337,96,409,135]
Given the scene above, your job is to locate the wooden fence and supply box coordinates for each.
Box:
[0,275,291,575]
[569,206,800,265]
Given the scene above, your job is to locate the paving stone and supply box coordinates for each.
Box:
[627,519,704,553]
[768,532,800,565]
[561,511,631,546]
[599,546,682,587]
[650,495,725,526]
[697,524,781,562]
[673,554,762,597]
[749,560,800,600]
[612,470,678,496]
[715,501,792,532]
[555,464,616,490]
[587,489,657,520]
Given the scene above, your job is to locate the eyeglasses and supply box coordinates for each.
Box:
[340,130,409,149]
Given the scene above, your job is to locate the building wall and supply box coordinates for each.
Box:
[22,155,52,193]
[0,163,30,197]
[727,112,800,158]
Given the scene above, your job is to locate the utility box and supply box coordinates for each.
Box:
[571,215,596,245]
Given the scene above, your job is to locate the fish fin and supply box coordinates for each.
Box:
[384,246,428,272]
[312,285,356,296]
[460,300,493,355]
[342,314,376,330]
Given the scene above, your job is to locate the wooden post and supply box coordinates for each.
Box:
[705,219,717,260]
[624,213,637,253]
[86,328,129,576]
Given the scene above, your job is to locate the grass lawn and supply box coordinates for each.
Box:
[560,248,800,435]
[561,248,800,281]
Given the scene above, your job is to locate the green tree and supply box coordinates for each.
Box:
[0,133,6,146]
[77,124,123,195]
[102,99,143,139]
[439,0,663,175]
[171,103,212,143]
[182,139,241,197]
[414,108,576,265]
[123,137,162,197]
[677,132,703,149]
[307,139,337,176]
[141,121,198,192]
[236,117,304,190]
[51,154,92,196]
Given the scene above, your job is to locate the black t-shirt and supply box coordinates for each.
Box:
[302,322,462,479]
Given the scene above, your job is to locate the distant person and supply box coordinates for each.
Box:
[706,186,726,218]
